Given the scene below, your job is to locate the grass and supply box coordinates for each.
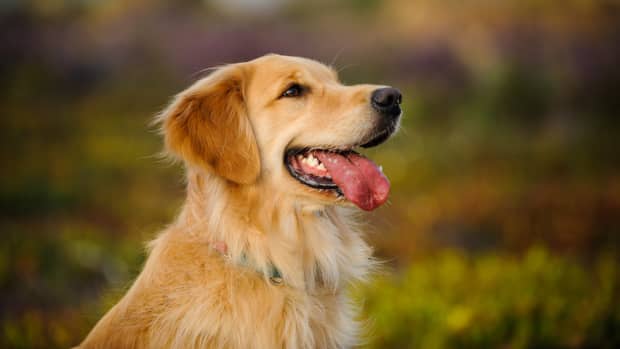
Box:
[356,247,620,349]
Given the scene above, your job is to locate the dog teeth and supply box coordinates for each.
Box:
[307,154,317,165]
[299,153,327,171]
[379,165,383,173]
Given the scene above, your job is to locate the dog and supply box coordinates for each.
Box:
[78,54,402,349]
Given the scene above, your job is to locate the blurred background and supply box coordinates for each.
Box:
[1,0,619,348]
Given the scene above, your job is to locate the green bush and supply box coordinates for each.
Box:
[357,248,620,349]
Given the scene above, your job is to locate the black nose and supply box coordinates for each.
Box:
[371,87,402,118]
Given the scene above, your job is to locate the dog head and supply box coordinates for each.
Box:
[159,54,401,211]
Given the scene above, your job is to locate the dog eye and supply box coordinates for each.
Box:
[281,84,304,98]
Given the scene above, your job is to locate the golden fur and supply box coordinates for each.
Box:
[79,54,394,349]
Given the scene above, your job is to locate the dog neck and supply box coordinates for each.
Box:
[174,168,373,292]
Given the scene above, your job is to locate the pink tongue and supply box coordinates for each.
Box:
[314,151,390,211]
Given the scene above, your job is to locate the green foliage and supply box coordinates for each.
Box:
[0,225,144,349]
[357,248,620,349]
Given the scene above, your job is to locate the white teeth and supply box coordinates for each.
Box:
[300,153,326,171]
[379,165,383,172]
[307,154,317,166]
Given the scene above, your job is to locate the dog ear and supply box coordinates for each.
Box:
[158,64,260,184]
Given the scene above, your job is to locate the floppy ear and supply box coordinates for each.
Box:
[158,64,260,184]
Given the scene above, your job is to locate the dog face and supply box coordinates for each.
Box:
[160,54,401,211]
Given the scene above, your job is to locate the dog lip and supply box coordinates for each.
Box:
[360,121,398,148]
[284,148,345,193]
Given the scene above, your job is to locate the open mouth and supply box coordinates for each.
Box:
[286,148,346,192]
[285,144,391,211]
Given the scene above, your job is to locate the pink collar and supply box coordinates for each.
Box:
[211,240,283,286]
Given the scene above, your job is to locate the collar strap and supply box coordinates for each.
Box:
[212,241,283,286]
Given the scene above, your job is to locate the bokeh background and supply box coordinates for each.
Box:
[2,0,619,348]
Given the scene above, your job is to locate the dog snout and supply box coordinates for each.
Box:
[371,87,402,119]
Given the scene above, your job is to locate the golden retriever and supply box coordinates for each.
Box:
[78,54,402,349]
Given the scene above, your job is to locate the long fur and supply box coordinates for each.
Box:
[79,54,386,349]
